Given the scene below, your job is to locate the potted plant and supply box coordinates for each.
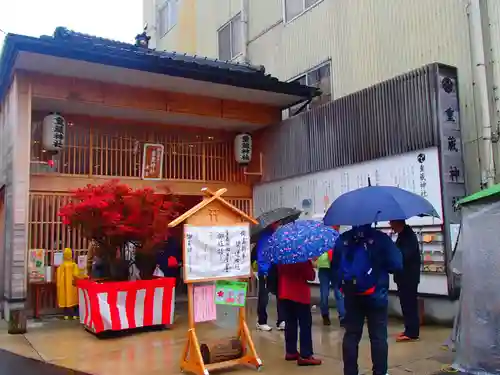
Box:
[59,180,180,334]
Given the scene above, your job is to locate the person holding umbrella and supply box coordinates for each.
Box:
[332,225,402,375]
[251,208,302,332]
[264,220,339,366]
[255,222,285,331]
[324,180,439,375]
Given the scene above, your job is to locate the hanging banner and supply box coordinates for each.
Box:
[193,283,217,322]
[141,143,164,180]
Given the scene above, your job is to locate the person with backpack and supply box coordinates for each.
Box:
[255,222,285,331]
[332,224,402,375]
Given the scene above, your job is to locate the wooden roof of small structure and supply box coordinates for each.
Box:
[168,188,258,227]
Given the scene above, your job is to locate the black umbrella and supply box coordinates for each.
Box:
[250,207,302,243]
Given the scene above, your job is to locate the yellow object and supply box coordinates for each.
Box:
[252,261,258,273]
[423,234,434,243]
[56,248,79,308]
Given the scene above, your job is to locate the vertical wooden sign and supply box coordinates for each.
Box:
[141,143,164,180]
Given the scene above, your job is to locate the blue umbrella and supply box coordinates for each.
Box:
[323,185,439,226]
[263,220,339,265]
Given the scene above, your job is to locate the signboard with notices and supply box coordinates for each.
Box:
[141,143,164,180]
[167,188,262,374]
[29,249,45,282]
[183,224,251,282]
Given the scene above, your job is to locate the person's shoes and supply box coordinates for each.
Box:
[396,334,420,342]
[63,316,69,320]
[297,356,322,366]
[72,316,79,320]
[256,323,272,331]
[277,321,286,331]
[322,315,331,326]
[285,353,299,361]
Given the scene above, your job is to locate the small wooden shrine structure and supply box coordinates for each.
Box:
[168,187,261,375]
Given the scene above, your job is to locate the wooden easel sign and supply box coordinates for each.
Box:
[168,188,262,375]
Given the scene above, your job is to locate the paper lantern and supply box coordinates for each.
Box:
[234,133,252,165]
[42,113,66,151]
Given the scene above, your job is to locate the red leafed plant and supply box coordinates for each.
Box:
[59,180,180,280]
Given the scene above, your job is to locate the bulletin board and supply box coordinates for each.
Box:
[183,224,251,283]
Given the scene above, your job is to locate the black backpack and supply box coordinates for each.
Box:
[267,264,279,295]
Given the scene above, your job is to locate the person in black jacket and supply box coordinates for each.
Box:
[390,220,421,342]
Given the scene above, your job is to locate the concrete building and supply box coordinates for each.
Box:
[144,0,500,193]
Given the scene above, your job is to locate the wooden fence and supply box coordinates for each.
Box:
[28,192,254,315]
[31,119,249,183]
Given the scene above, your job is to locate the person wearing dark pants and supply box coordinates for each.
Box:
[332,225,402,375]
[278,260,321,366]
[342,297,388,375]
[255,222,285,331]
[390,220,421,342]
[257,275,285,330]
[282,299,313,361]
[397,280,419,339]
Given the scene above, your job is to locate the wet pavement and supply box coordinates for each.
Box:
[0,300,455,375]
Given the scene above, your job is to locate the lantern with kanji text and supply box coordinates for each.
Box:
[42,113,66,151]
[234,133,252,165]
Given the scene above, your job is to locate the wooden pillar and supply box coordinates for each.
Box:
[2,75,32,313]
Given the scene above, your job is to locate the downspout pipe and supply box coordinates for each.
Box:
[241,0,249,63]
[468,0,496,187]
[484,0,500,177]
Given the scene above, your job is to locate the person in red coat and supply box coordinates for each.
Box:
[278,260,321,366]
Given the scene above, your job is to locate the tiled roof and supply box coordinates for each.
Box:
[0,27,320,104]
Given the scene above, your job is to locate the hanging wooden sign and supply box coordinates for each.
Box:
[141,143,164,180]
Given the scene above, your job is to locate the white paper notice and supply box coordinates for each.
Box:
[53,252,63,266]
[449,223,461,252]
[77,255,87,270]
[184,225,251,282]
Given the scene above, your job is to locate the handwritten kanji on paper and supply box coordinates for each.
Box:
[183,225,251,282]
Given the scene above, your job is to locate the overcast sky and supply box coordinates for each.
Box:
[0,0,143,48]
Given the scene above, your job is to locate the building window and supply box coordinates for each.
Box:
[158,0,179,37]
[218,14,242,61]
[284,0,321,22]
[288,62,332,117]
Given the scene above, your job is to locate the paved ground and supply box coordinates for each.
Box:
[0,301,456,375]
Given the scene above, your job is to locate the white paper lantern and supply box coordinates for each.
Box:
[42,113,66,151]
[234,133,252,165]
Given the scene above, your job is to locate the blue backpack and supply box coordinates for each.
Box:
[339,241,378,296]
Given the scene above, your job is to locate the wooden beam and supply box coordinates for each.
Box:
[168,188,228,227]
[22,71,282,125]
[30,174,252,197]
